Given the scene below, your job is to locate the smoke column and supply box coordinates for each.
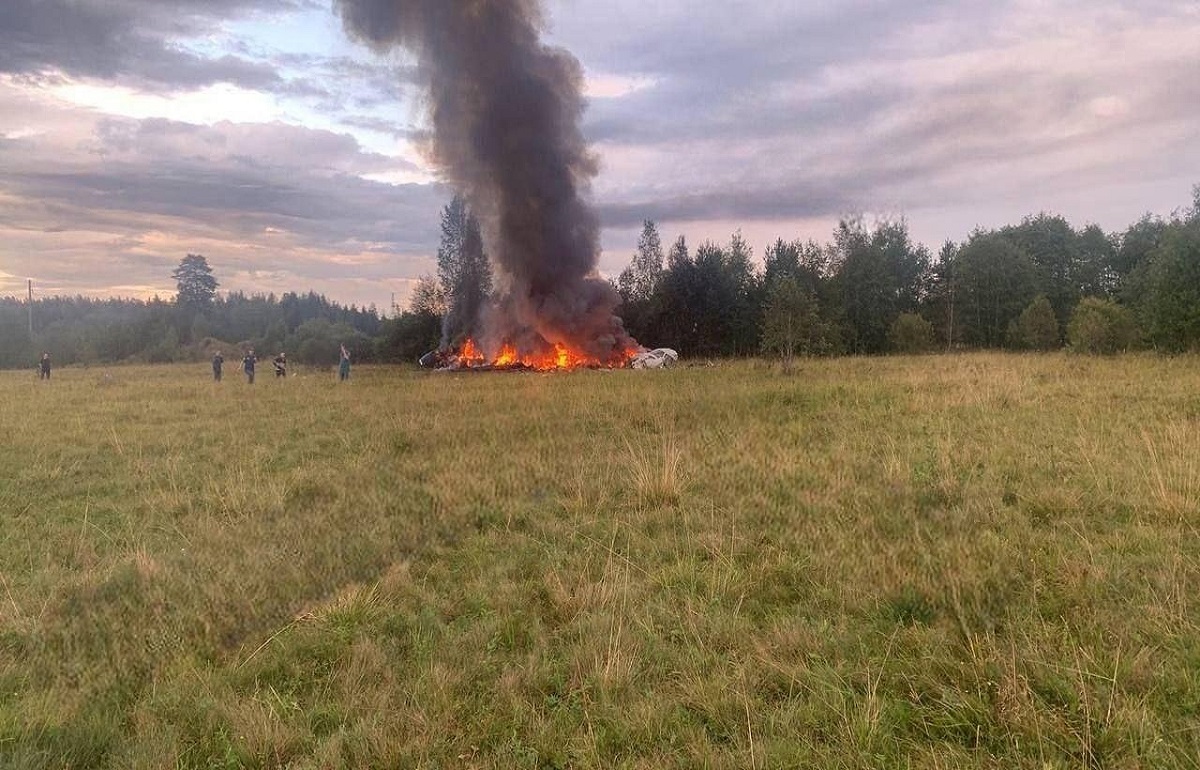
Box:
[336,0,636,361]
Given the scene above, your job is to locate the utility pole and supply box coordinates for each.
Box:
[946,268,954,352]
[27,279,33,339]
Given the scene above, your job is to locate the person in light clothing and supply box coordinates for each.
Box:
[338,344,351,382]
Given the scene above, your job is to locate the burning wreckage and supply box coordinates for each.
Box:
[336,0,663,372]
[419,342,678,371]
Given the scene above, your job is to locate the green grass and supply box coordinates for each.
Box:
[1,354,1199,768]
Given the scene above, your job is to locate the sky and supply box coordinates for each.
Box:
[1,0,1198,311]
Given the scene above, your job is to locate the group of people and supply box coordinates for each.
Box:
[34,346,353,382]
[211,350,281,383]
[211,344,353,383]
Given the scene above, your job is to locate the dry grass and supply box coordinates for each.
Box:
[1,354,1199,768]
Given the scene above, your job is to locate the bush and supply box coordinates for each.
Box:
[760,278,839,366]
[377,311,443,364]
[285,318,373,366]
[1136,221,1200,351]
[1067,297,1138,354]
[146,326,182,363]
[888,313,934,354]
[1009,295,1060,350]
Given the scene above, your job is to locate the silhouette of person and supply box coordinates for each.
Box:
[338,344,351,381]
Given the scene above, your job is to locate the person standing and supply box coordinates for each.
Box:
[273,352,287,378]
[212,351,224,382]
[338,344,351,382]
[38,352,51,380]
[242,349,256,384]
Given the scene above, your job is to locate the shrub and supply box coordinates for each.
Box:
[1009,295,1060,350]
[889,313,935,354]
[760,278,839,367]
[1067,297,1138,354]
[1136,221,1200,351]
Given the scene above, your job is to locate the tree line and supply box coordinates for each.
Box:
[1,254,383,370]
[5,186,1198,370]
[615,186,1199,362]
[384,187,1199,363]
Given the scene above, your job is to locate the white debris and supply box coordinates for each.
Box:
[630,348,679,369]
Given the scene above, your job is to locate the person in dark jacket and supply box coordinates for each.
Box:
[38,352,51,380]
[273,353,287,378]
[243,350,256,384]
[212,351,224,382]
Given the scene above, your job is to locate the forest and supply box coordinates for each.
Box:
[2,185,1197,370]
[396,186,1200,362]
[0,287,383,370]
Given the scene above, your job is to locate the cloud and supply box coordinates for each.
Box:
[3,0,1200,308]
[0,0,312,92]
[0,82,446,305]
[340,115,425,141]
[556,0,1200,233]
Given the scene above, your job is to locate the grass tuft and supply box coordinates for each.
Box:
[625,433,686,508]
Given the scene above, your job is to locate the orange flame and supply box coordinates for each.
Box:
[494,344,518,367]
[457,339,486,366]
[448,339,635,370]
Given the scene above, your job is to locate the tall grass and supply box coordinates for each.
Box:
[1,354,1198,768]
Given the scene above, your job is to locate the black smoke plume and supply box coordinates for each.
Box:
[336,0,637,362]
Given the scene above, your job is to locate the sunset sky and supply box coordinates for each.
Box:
[2,0,1198,310]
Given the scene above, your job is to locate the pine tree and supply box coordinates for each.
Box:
[172,254,218,309]
[617,220,664,303]
[437,195,493,344]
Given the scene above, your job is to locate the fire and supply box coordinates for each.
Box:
[457,338,486,367]
[494,344,518,367]
[442,339,636,371]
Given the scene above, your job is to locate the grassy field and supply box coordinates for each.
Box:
[1,354,1198,769]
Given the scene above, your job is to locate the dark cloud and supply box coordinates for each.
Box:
[599,184,853,230]
[0,101,447,304]
[2,116,439,249]
[0,0,304,91]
